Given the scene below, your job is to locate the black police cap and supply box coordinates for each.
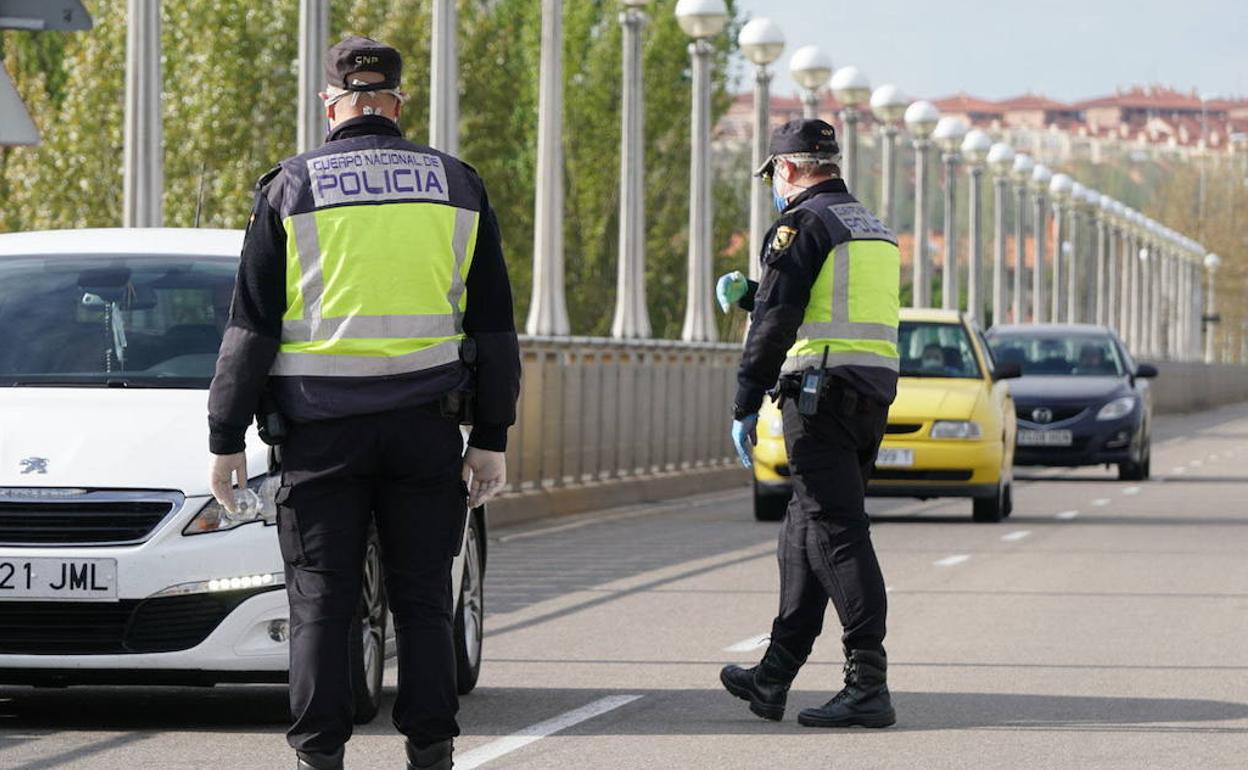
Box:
[754,119,841,178]
[326,35,402,92]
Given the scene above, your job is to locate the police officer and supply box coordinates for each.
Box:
[716,119,899,729]
[207,36,521,770]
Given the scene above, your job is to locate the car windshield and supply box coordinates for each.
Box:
[988,333,1125,377]
[898,321,981,379]
[0,255,237,388]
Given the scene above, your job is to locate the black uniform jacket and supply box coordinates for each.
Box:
[208,116,521,455]
[734,179,899,416]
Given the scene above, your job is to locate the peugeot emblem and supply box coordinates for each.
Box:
[19,457,49,475]
[1031,408,1054,424]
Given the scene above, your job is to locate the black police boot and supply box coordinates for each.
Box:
[719,642,802,721]
[406,738,453,770]
[296,747,344,770]
[797,649,896,728]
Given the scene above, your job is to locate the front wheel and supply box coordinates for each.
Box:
[1118,438,1151,481]
[753,479,789,522]
[972,480,1010,523]
[351,527,387,724]
[454,512,485,695]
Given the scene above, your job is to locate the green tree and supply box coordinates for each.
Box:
[1,0,748,339]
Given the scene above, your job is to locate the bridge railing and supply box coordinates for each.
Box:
[502,336,742,498]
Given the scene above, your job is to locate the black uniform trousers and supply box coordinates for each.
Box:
[769,383,890,663]
[275,402,468,753]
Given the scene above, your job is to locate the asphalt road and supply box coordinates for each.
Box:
[3,403,1248,769]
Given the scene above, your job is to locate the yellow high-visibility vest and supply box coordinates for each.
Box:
[782,202,901,374]
[268,139,480,378]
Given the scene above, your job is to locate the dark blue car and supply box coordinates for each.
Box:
[986,324,1157,480]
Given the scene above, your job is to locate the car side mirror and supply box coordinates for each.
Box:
[993,361,1023,381]
[1135,363,1159,379]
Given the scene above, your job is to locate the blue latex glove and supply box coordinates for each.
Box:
[716,271,749,313]
[731,413,759,469]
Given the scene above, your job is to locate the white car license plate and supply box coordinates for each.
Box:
[1018,430,1074,447]
[876,448,915,467]
[0,557,117,601]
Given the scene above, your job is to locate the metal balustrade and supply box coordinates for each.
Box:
[503,336,741,494]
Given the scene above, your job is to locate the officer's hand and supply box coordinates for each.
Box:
[716,271,748,314]
[209,452,249,514]
[463,447,506,509]
[731,414,759,469]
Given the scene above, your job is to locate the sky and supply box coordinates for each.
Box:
[734,0,1247,103]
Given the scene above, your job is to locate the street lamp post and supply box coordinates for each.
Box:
[612,0,652,338]
[961,129,992,323]
[870,84,908,228]
[1145,222,1162,358]
[1070,184,1093,323]
[430,0,460,153]
[1095,194,1112,326]
[1047,173,1073,323]
[934,117,969,311]
[987,142,1015,325]
[738,18,785,282]
[676,0,728,342]
[297,0,329,155]
[123,0,163,228]
[1123,208,1143,346]
[527,0,571,336]
[1131,216,1147,354]
[1030,164,1053,322]
[905,101,940,308]
[789,45,832,120]
[830,66,871,191]
[1117,203,1133,340]
[1011,153,1034,322]
[1204,253,1221,363]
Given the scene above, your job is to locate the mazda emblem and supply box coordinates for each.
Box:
[1031,408,1054,424]
[19,457,49,475]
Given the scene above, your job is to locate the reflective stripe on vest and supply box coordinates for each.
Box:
[275,201,479,377]
[783,237,901,374]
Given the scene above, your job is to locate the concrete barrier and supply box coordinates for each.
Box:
[1151,362,1248,414]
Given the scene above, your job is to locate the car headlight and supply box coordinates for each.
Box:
[184,474,280,535]
[930,420,983,439]
[1097,396,1136,421]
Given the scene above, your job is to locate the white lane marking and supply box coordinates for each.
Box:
[1190,459,1203,467]
[1001,530,1031,542]
[934,554,971,567]
[1122,486,1141,496]
[1056,510,1080,521]
[457,695,644,769]
[724,634,770,653]
[1170,466,1188,475]
[1091,498,1111,507]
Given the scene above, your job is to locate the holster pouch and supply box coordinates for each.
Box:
[440,389,476,425]
[256,393,287,447]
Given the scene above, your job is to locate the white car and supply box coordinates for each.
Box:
[0,228,486,721]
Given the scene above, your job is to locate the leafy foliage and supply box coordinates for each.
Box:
[1,0,746,339]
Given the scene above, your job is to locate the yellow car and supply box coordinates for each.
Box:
[754,309,1020,523]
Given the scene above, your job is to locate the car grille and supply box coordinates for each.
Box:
[0,491,180,546]
[871,469,974,482]
[0,586,281,655]
[1016,405,1087,424]
[885,423,923,435]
